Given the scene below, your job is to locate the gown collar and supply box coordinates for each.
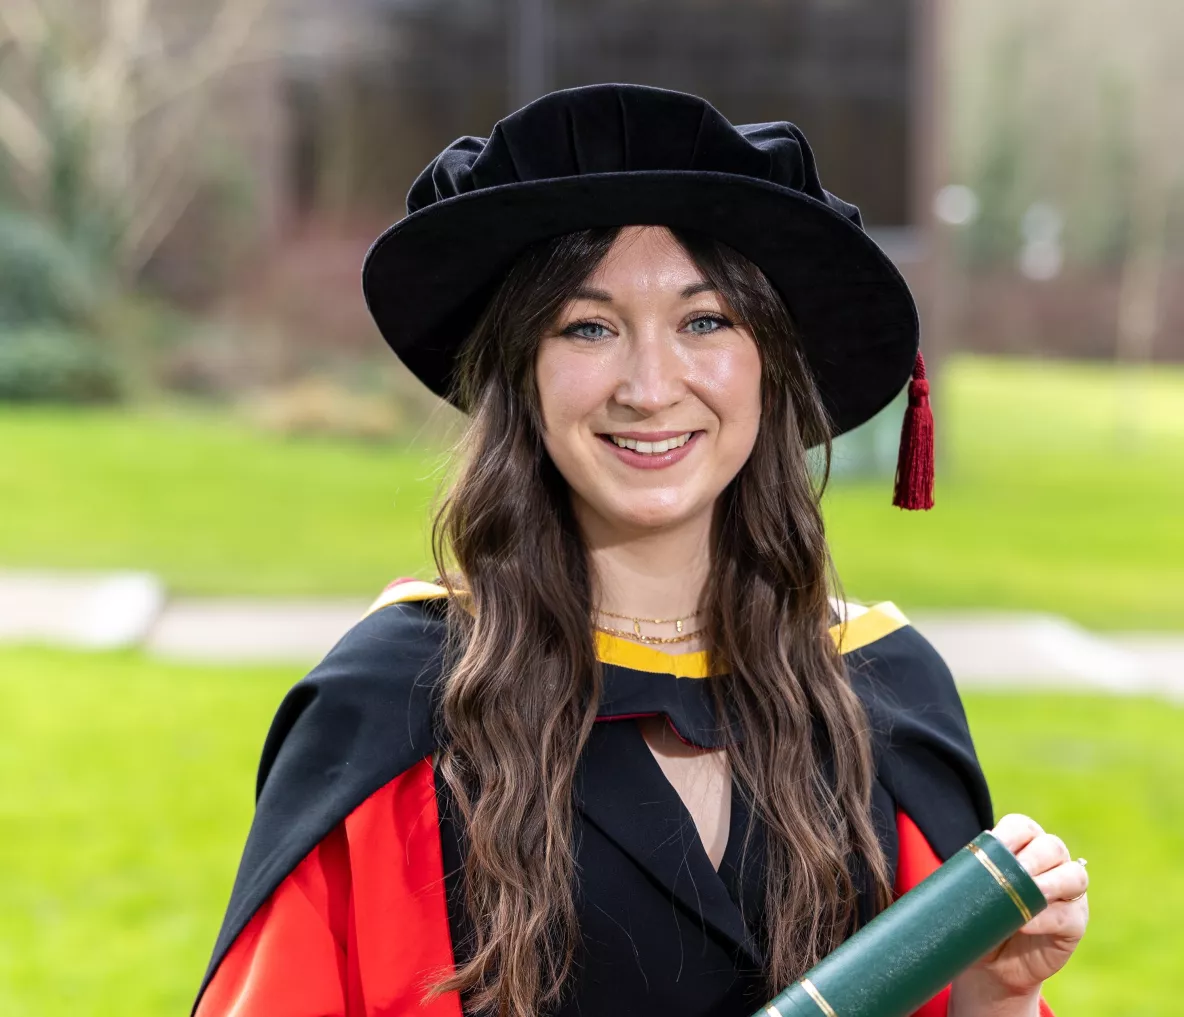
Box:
[593,630,732,748]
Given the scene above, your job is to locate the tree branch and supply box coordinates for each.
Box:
[0,0,48,61]
[0,81,47,177]
[133,0,272,120]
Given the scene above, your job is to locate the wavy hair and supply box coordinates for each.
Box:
[429,225,892,1016]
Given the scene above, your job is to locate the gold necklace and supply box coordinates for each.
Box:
[594,623,705,645]
[596,607,701,636]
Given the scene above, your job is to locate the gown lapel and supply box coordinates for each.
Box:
[574,717,764,968]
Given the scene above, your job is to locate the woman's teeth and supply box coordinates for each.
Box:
[608,432,693,454]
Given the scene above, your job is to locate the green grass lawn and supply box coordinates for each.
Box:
[1,647,1181,1016]
[1,355,1181,628]
[0,403,448,597]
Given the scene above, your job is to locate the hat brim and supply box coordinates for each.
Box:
[362,170,918,436]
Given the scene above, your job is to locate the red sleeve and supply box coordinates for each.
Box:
[196,758,462,1017]
[896,810,1054,1017]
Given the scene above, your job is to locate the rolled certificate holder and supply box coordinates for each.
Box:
[755,830,1047,1017]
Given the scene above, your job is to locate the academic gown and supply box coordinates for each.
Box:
[192,580,1055,1017]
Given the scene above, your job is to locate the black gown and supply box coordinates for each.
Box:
[192,581,993,1017]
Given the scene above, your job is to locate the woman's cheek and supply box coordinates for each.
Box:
[692,343,762,430]
[537,348,611,427]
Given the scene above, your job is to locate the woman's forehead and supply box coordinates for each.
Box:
[577,226,710,298]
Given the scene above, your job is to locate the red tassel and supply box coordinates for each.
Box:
[892,351,935,510]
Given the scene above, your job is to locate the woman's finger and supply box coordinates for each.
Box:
[991,813,1045,854]
[1032,858,1088,903]
[1016,832,1072,878]
[1015,895,1090,938]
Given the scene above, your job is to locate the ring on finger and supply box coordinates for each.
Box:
[1066,857,1088,901]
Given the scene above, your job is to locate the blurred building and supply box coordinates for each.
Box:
[278,0,928,232]
[166,0,943,381]
[117,0,1184,381]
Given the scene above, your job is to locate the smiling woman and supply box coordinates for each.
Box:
[536,226,765,539]
[192,84,1087,1017]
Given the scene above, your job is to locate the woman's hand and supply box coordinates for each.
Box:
[949,813,1089,1015]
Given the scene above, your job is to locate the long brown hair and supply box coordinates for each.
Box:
[429,225,892,1016]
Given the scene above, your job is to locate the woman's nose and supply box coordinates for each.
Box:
[611,330,689,413]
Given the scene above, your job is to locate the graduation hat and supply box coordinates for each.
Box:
[361,82,934,509]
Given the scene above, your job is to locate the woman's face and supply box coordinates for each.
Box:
[536,225,762,534]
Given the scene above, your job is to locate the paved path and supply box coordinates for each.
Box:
[2,570,1181,697]
[0,570,166,650]
[911,612,1182,698]
[144,597,370,663]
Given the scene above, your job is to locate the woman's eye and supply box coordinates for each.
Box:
[560,314,732,339]
[684,314,732,334]
[562,320,612,340]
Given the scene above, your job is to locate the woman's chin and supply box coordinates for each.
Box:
[590,493,710,534]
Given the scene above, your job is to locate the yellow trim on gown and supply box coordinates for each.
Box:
[365,581,910,677]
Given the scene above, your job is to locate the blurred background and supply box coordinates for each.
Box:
[0,0,1181,1014]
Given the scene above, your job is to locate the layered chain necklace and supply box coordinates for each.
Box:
[594,607,704,645]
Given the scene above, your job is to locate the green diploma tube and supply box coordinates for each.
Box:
[755,830,1047,1017]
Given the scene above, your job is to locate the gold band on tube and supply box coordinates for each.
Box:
[764,1005,784,1017]
[800,977,839,1017]
[968,843,1034,923]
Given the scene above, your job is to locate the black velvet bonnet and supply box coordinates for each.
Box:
[361,82,921,437]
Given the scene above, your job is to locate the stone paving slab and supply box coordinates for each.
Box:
[909,611,1159,692]
[912,617,1182,701]
[0,569,164,650]
[144,598,370,663]
[1109,634,1184,698]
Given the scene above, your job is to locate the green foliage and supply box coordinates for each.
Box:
[960,24,1031,268]
[950,0,1184,270]
[0,327,122,402]
[1070,69,1138,267]
[0,24,128,270]
[0,211,134,403]
[0,15,258,404]
[0,212,103,330]
[0,647,1180,1016]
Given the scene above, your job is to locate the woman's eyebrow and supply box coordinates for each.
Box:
[571,281,717,302]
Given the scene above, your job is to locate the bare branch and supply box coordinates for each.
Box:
[0,82,48,176]
[0,0,49,59]
[119,88,214,268]
[113,0,274,272]
[134,0,273,120]
[121,162,203,276]
[85,0,150,116]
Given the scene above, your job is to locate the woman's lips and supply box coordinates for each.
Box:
[597,430,702,470]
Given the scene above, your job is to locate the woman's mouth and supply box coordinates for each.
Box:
[597,430,701,469]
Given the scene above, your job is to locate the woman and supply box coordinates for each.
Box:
[193,84,1088,1017]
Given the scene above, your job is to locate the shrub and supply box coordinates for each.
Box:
[0,326,123,402]
[0,212,102,329]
